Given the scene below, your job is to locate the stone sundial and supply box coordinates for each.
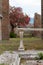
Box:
[17,28,43,52]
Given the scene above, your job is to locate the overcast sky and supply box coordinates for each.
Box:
[9,0,41,18]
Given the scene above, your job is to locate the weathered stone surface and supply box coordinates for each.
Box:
[0,51,20,65]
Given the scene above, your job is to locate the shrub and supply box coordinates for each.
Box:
[35,57,39,60]
[10,32,17,38]
[38,52,43,60]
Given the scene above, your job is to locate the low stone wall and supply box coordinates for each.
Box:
[21,60,43,65]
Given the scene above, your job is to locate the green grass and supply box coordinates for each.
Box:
[0,37,43,54]
[0,64,5,65]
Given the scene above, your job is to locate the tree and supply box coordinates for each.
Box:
[9,6,30,32]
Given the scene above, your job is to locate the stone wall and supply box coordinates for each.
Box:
[34,13,41,37]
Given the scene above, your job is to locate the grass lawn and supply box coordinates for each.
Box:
[0,37,43,54]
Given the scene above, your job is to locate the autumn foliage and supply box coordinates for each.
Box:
[9,6,30,31]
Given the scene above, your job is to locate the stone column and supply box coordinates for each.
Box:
[41,0,43,39]
[0,0,10,40]
[0,15,2,40]
[1,0,10,40]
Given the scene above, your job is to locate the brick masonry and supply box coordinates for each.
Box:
[41,0,43,38]
[34,13,41,37]
[0,0,9,40]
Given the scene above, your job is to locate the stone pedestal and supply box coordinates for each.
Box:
[18,31,24,51]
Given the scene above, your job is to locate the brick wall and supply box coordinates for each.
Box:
[34,13,41,37]
[1,0,10,40]
[0,0,2,14]
[41,0,43,39]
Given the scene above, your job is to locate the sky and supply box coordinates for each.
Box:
[9,0,41,18]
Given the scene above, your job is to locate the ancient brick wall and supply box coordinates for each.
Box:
[2,0,9,40]
[34,13,41,37]
[41,0,43,39]
[0,0,2,14]
[0,0,9,40]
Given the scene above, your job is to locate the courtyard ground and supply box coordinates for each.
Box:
[0,37,43,54]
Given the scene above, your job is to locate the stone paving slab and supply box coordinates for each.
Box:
[0,51,43,65]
